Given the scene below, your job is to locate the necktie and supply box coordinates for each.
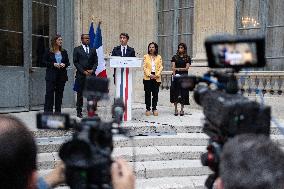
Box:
[85,45,89,54]
[123,47,126,56]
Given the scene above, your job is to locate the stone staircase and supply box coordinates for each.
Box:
[34,107,284,189]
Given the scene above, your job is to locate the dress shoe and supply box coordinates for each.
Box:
[77,112,83,118]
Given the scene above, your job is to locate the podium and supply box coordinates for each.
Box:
[109,56,142,121]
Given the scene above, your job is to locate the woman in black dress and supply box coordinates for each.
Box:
[170,43,191,116]
[43,34,70,113]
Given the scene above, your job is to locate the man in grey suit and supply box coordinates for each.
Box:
[73,34,98,118]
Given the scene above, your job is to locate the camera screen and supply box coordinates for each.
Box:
[37,114,68,129]
[205,35,266,68]
[174,75,197,91]
[211,42,257,67]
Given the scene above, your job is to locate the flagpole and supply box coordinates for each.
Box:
[91,15,95,23]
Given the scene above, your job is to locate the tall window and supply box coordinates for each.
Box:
[0,0,23,66]
[237,0,284,71]
[32,0,57,67]
[266,0,284,71]
[157,0,194,70]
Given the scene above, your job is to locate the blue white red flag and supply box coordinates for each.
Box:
[88,22,95,48]
[93,23,107,78]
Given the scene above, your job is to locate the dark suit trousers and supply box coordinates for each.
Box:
[76,76,98,113]
[76,92,83,112]
[44,80,65,113]
[76,77,85,112]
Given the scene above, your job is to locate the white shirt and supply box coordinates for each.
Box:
[82,44,89,54]
[151,57,156,72]
[121,45,127,56]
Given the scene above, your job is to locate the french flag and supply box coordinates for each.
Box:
[89,22,107,78]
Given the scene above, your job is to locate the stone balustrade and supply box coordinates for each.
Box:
[161,71,284,96]
[236,71,284,96]
[161,71,173,90]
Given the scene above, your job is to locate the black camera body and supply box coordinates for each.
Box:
[37,77,128,189]
[195,86,270,138]
[59,117,113,189]
[174,34,270,189]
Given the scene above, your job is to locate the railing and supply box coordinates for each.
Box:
[236,71,284,96]
[161,71,284,96]
[161,71,173,90]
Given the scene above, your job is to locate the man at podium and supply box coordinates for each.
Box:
[110,33,137,121]
[111,33,135,57]
[111,33,136,84]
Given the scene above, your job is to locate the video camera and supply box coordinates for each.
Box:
[174,34,271,189]
[37,76,130,189]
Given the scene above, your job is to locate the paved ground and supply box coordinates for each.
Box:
[8,101,284,133]
[8,102,203,131]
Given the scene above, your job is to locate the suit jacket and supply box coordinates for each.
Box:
[143,54,163,82]
[73,45,98,79]
[111,45,136,57]
[111,45,135,83]
[43,49,70,82]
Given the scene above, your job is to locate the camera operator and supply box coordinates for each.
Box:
[0,115,135,189]
[0,114,65,189]
[214,134,284,189]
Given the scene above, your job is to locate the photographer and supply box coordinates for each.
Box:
[0,114,65,189]
[0,115,135,189]
[215,134,284,189]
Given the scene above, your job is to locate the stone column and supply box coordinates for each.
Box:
[192,0,235,66]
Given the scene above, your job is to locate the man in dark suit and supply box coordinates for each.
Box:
[111,33,135,57]
[73,34,98,118]
[111,33,136,84]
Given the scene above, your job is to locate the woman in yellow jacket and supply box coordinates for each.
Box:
[143,42,163,116]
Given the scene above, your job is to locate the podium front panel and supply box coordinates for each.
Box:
[115,68,132,121]
[109,56,142,68]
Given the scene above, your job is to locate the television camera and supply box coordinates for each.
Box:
[174,34,270,189]
[37,76,130,189]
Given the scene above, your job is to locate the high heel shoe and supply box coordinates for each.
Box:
[174,110,178,116]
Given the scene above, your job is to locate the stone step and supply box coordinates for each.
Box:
[135,176,207,189]
[36,133,209,153]
[32,122,284,137]
[39,159,212,179]
[36,133,284,153]
[140,123,284,136]
[49,176,207,189]
[37,145,207,170]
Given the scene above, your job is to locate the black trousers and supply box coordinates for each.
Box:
[76,77,85,112]
[44,80,65,113]
[143,79,160,111]
[76,92,84,112]
[76,76,97,113]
